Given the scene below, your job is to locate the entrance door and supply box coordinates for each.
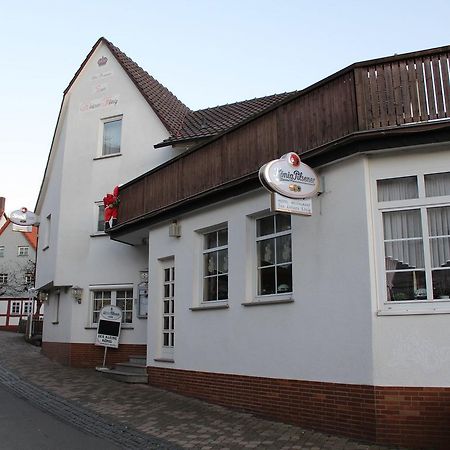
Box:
[161,259,175,359]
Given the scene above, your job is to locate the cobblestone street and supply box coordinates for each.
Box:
[0,331,407,450]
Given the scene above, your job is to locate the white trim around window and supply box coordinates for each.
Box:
[88,284,134,326]
[91,201,106,236]
[17,246,29,257]
[97,115,123,158]
[373,169,450,315]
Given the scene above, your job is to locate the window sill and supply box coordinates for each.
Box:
[90,232,107,238]
[153,358,174,363]
[377,308,450,316]
[242,296,294,307]
[378,300,450,316]
[190,302,229,311]
[93,153,122,161]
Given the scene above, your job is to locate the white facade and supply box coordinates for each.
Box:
[146,145,450,387]
[0,216,37,329]
[35,41,180,346]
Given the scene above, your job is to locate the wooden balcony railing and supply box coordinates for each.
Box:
[115,46,450,230]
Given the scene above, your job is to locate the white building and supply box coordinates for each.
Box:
[35,37,287,366]
[0,197,39,330]
[36,39,450,448]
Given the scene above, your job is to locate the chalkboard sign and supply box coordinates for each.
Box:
[98,320,120,336]
[96,305,122,348]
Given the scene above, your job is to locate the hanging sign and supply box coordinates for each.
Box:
[96,305,122,348]
[9,208,39,226]
[271,193,312,216]
[259,152,319,199]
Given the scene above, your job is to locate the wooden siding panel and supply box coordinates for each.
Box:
[354,67,369,130]
[441,54,450,118]
[116,48,450,227]
[432,55,445,118]
[415,58,429,121]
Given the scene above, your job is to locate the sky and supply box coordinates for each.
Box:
[1,0,449,214]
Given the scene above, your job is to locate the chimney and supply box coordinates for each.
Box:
[0,197,5,217]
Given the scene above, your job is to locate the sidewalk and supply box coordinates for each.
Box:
[0,331,404,450]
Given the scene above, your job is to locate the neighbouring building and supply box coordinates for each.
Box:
[36,39,450,449]
[0,197,40,330]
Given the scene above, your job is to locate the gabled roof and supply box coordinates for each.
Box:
[64,37,192,137]
[103,39,192,136]
[64,38,296,148]
[154,92,296,148]
[0,219,38,250]
[100,39,295,146]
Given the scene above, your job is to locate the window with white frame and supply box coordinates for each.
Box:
[256,214,292,296]
[203,227,228,301]
[0,246,4,257]
[91,288,133,324]
[11,301,20,314]
[102,117,122,156]
[23,301,33,315]
[25,273,34,285]
[96,203,105,232]
[17,246,29,257]
[162,265,175,348]
[0,273,7,284]
[377,172,450,304]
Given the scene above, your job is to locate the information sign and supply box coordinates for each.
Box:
[271,193,312,216]
[96,305,122,348]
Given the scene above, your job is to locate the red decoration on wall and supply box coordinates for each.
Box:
[103,186,120,230]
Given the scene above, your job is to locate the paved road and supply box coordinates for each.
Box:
[0,331,405,449]
[0,384,122,450]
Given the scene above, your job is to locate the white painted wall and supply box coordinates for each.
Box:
[147,156,375,384]
[37,41,181,345]
[368,145,450,387]
[0,222,36,298]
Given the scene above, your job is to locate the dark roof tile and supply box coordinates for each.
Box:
[156,92,296,146]
[103,39,192,136]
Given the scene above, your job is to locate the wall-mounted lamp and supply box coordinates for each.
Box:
[38,291,49,303]
[71,285,83,304]
[168,220,181,238]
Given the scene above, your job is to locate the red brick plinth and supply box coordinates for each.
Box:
[42,341,146,368]
[147,366,450,449]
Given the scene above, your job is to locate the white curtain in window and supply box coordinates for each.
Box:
[428,206,450,267]
[383,210,424,269]
[425,172,450,197]
[377,176,418,202]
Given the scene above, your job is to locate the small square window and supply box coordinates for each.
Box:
[91,289,133,324]
[23,302,33,315]
[102,118,122,156]
[18,246,29,257]
[0,273,7,284]
[11,302,20,314]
